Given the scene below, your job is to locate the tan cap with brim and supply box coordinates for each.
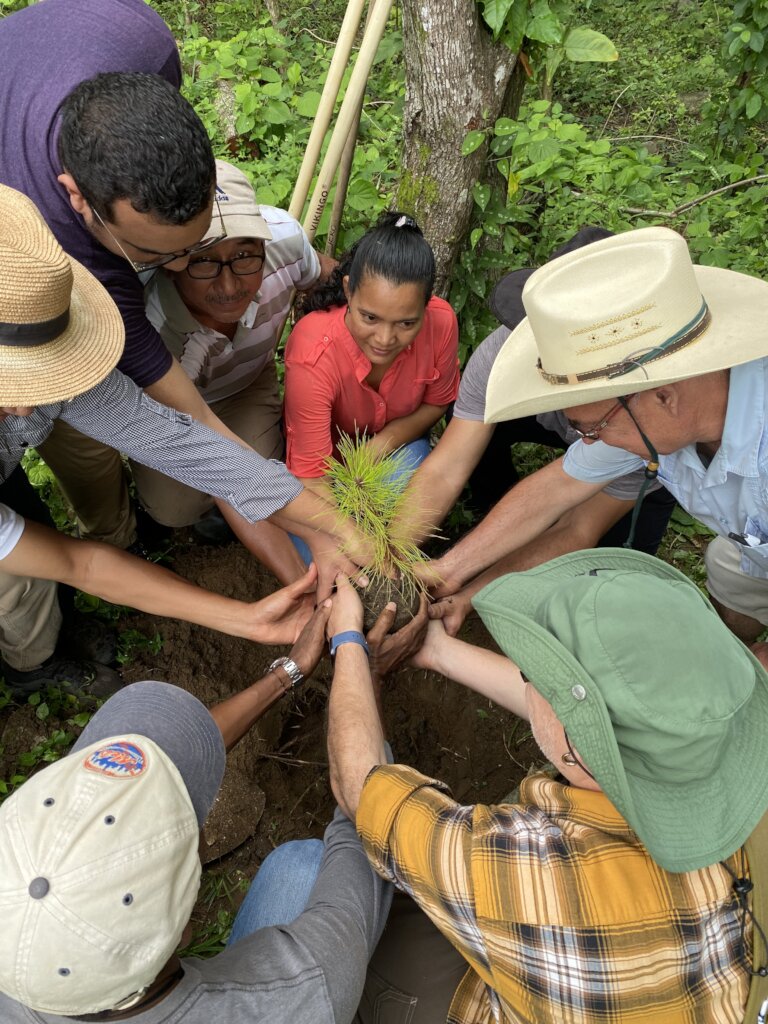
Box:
[0,184,124,406]
[484,226,768,423]
[213,159,272,242]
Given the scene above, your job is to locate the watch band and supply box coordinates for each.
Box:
[269,656,304,689]
[329,630,370,657]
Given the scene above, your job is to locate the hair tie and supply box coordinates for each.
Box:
[395,214,417,229]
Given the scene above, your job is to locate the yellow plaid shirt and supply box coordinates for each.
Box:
[356,765,751,1024]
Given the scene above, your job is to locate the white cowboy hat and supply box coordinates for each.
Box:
[484,226,768,422]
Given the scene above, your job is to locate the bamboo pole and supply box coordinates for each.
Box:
[325,0,378,255]
[302,0,394,244]
[288,0,368,220]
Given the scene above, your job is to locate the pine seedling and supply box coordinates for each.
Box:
[324,433,432,617]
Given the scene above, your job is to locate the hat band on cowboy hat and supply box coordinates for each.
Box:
[537,296,711,386]
[484,225,768,422]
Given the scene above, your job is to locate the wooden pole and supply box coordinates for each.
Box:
[325,0,378,255]
[288,0,368,220]
[302,0,394,244]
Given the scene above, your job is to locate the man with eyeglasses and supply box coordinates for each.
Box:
[0,1,359,592]
[422,226,768,648]
[136,160,332,581]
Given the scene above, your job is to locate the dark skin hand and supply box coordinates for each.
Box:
[366,593,429,682]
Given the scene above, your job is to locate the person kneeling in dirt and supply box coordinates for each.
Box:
[327,556,768,1023]
[0,184,368,698]
[0,600,395,1023]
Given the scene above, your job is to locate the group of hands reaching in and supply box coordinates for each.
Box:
[251,563,456,687]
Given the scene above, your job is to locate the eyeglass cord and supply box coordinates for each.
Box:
[720,858,768,979]
[617,396,660,550]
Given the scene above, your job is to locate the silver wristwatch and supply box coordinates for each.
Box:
[269,656,304,689]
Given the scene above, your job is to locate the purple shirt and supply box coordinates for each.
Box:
[0,0,179,387]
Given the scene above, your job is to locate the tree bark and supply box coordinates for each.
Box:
[399,0,523,295]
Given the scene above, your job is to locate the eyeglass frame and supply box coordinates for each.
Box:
[90,194,227,273]
[184,249,266,280]
[568,394,637,441]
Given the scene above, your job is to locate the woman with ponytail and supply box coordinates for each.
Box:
[283,212,460,489]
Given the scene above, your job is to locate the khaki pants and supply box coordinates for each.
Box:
[705,534,768,626]
[37,362,283,542]
[39,421,136,549]
[131,361,284,527]
[0,570,61,670]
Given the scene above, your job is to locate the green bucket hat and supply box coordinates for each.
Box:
[472,548,768,873]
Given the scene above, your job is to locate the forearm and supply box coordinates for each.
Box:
[2,522,271,640]
[210,668,292,751]
[392,457,466,546]
[437,457,602,588]
[366,403,447,457]
[328,645,386,819]
[420,632,527,718]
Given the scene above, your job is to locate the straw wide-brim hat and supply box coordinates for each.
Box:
[473,549,768,873]
[484,226,768,423]
[0,184,124,406]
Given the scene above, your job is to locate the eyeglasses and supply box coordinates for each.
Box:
[185,252,265,280]
[569,396,634,441]
[90,196,227,273]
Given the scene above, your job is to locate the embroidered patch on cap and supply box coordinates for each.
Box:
[83,741,148,779]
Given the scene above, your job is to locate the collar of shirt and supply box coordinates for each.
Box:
[668,360,765,487]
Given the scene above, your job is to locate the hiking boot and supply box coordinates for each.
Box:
[1,655,124,701]
[59,613,118,666]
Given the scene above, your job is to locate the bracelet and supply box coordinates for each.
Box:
[329,631,369,657]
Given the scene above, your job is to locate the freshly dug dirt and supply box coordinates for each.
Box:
[361,575,422,632]
[0,540,542,929]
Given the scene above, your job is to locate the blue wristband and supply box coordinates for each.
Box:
[329,630,369,657]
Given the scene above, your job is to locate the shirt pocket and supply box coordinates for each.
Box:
[738,515,768,578]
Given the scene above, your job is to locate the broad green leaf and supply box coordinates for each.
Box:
[480,0,518,37]
[470,227,484,249]
[263,99,291,124]
[746,92,763,118]
[461,130,486,156]
[472,183,491,209]
[564,27,618,62]
[526,12,563,45]
[346,178,380,211]
[750,30,765,52]
[287,62,302,86]
[494,117,518,136]
[296,90,322,117]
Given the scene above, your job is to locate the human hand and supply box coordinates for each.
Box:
[414,556,459,599]
[309,535,369,602]
[427,589,472,637]
[327,573,365,638]
[246,563,318,644]
[367,593,429,681]
[409,617,452,672]
[288,597,333,679]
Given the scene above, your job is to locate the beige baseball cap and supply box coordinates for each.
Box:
[0,682,225,1016]
[213,158,272,241]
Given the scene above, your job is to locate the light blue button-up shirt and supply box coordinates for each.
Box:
[563,358,768,576]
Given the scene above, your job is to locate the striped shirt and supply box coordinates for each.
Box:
[145,207,319,403]
[0,370,301,522]
[357,764,751,1024]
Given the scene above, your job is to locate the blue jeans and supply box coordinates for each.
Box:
[228,838,324,944]
[290,437,431,565]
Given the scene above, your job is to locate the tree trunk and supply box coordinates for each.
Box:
[399,0,523,295]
